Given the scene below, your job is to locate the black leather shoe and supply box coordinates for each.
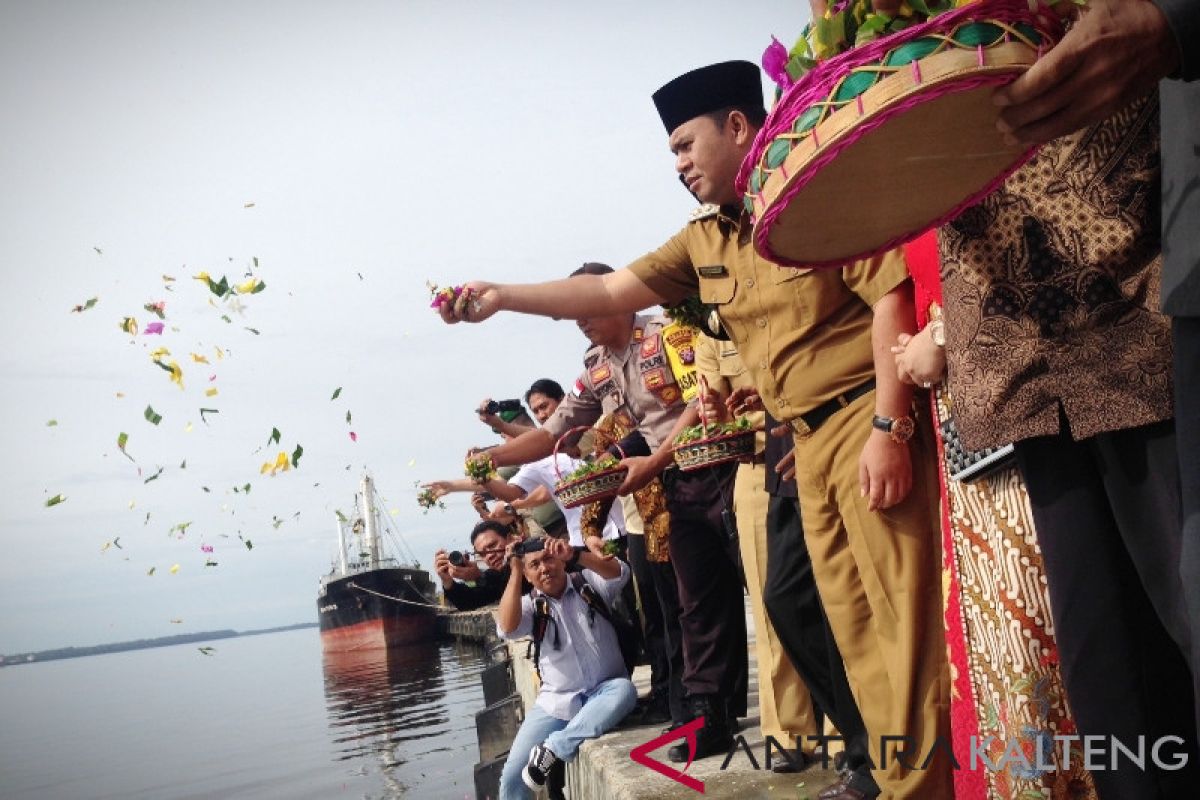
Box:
[770,750,811,774]
[666,695,732,763]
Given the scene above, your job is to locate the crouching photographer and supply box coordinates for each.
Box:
[434,520,521,611]
[496,536,636,799]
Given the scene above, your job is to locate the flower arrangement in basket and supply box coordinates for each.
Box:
[552,426,628,509]
[673,376,757,471]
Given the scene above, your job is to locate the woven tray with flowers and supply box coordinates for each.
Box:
[552,426,627,509]
[673,416,756,471]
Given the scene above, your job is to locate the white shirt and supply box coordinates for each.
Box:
[497,561,630,720]
[510,454,624,547]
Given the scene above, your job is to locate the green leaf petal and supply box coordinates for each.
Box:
[331,387,342,400]
[144,405,163,425]
[268,427,281,446]
[291,443,303,468]
[44,493,67,507]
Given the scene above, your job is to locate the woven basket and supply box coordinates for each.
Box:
[738,0,1060,269]
[674,429,756,472]
[551,426,627,509]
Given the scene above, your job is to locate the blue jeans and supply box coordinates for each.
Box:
[498,676,636,800]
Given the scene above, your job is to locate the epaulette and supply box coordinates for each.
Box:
[688,203,720,223]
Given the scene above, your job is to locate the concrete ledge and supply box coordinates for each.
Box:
[505,597,842,800]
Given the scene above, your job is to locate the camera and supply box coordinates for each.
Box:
[448,550,473,567]
[511,538,546,557]
[481,399,523,415]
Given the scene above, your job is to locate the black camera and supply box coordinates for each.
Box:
[448,550,473,567]
[481,399,522,415]
[511,538,546,557]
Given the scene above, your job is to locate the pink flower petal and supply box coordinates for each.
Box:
[762,36,792,90]
[349,431,358,442]
[143,322,165,335]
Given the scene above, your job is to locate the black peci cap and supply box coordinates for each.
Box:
[652,60,765,134]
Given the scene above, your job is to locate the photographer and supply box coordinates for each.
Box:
[434,520,521,611]
[496,536,636,799]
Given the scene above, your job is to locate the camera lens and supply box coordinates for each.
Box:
[514,538,545,557]
[448,550,466,566]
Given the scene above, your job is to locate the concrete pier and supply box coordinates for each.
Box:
[442,600,842,800]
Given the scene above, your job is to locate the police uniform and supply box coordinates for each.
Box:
[629,210,951,797]
[693,333,817,749]
[542,314,748,730]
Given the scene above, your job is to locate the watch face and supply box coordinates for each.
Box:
[891,416,916,443]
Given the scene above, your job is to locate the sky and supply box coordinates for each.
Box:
[0,0,810,654]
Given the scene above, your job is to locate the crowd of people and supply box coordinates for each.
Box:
[425,1,1199,798]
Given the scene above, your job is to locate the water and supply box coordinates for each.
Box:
[0,628,489,799]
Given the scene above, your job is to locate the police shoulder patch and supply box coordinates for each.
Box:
[688,204,720,223]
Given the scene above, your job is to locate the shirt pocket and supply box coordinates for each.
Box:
[698,272,736,306]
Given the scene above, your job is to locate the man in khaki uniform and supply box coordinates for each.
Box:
[693,333,818,763]
[439,61,949,800]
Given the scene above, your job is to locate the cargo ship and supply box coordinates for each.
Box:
[317,473,439,651]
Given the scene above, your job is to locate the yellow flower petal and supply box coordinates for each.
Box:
[190,353,210,364]
[235,278,260,294]
[169,563,180,574]
[205,387,218,397]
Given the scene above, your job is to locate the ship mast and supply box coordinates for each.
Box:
[334,513,348,575]
[361,472,382,570]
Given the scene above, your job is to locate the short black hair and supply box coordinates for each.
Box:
[525,378,565,404]
[704,104,767,130]
[570,262,614,277]
[470,519,511,545]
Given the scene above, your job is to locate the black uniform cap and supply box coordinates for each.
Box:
[652,60,766,135]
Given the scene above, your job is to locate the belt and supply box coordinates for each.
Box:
[791,378,876,436]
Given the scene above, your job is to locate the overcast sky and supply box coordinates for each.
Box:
[0,0,809,654]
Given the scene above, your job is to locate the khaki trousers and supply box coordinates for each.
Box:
[734,462,817,747]
[792,393,951,799]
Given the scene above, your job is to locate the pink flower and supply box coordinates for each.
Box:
[143,322,165,335]
[762,36,793,90]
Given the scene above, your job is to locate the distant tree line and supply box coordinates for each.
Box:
[0,622,317,666]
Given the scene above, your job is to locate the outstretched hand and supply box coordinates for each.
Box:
[994,0,1179,146]
[437,282,501,324]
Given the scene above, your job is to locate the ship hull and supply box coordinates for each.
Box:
[318,567,439,652]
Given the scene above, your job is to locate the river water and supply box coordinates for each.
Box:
[0,627,489,799]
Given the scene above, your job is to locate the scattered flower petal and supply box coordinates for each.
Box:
[331,387,342,400]
[143,322,165,335]
[71,297,99,313]
[144,405,163,425]
[169,563,180,574]
[349,431,357,442]
[44,493,67,507]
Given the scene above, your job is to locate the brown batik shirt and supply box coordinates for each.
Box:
[940,92,1173,451]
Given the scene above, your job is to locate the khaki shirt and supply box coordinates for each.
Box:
[693,333,765,455]
[543,314,689,451]
[628,205,909,424]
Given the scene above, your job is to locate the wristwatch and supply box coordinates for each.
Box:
[928,319,946,347]
[872,413,916,443]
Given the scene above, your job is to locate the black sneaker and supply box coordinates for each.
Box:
[522,743,561,791]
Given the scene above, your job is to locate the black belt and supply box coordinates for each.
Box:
[793,378,876,435]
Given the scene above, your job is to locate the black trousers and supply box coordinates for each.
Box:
[763,494,874,786]
[626,531,686,723]
[1015,413,1198,799]
[662,464,748,717]
[1175,317,1200,738]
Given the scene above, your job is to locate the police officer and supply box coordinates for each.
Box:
[466,263,748,762]
[439,61,950,799]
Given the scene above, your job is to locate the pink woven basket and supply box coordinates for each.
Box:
[551,426,628,510]
[739,0,1066,270]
